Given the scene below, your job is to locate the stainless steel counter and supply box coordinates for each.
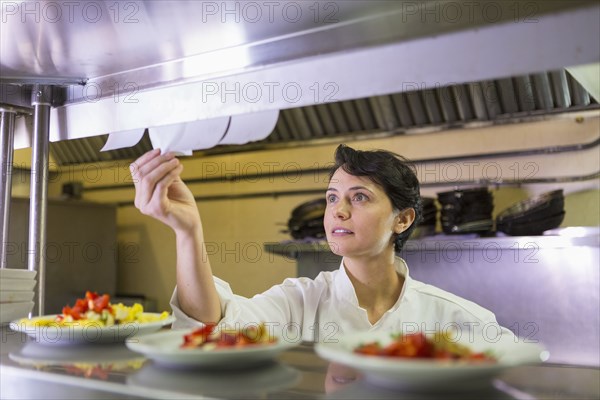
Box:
[1,326,598,400]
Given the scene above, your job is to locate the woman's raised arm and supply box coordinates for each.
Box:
[130,149,221,323]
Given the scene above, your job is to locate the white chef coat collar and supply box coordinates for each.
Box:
[335,257,411,310]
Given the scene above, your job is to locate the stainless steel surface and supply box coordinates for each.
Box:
[43,4,600,141]
[265,227,600,367]
[0,110,16,269]
[1,1,598,158]
[45,71,600,166]
[266,228,600,255]
[0,84,34,109]
[27,85,52,316]
[1,1,384,83]
[0,1,586,96]
[406,244,600,367]
[1,326,599,400]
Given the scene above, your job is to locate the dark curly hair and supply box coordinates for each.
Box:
[329,144,422,251]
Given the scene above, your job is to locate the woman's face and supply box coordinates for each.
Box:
[324,168,401,258]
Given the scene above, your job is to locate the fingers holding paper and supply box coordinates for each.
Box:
[130,149,200,234]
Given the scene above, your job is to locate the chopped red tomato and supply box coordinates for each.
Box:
[60,292,111,320]
[64,365,111,380]
[182,323,216,348]
[181,323,275,349]
[91,294,111,313]
[465,352,490,361]
[62,298,87,320]
[353,342,381,356]
[354,332,495,362]
[379,333,434,358]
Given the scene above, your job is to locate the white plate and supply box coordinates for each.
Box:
[0,302,34,324]
[0,291,34,303]
[0,279,36,291]
[126,329,300,368]
[315,331,548,391]
[9,314,175,344]
[0,269,37,280]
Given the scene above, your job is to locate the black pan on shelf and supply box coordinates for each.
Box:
[437,188,494,235]
[442,219,494,234]
[288,198,327,239]
[496,190,564,224]
[496,190,565,236]
[290,198,326,221]
[437,189,492,201]
[497,212,566,236]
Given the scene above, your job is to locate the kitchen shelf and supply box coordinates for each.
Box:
[265,227,600,260]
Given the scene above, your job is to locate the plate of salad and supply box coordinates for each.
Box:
[315,331,548,390]
[126,323,299,368]
[10,291,174,344]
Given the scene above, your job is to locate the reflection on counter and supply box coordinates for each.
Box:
[325,363,361,394]
[324,362,526,400]
[127,360,300,398]
[325,362,600,400]
[9,342,146,382]
[325,378,525,400]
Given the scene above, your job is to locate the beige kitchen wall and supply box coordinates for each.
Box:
[11,147,62,198]
[12,111,600,311]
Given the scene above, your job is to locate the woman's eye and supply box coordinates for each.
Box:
[327,194,337,203]
[353,193,368,201]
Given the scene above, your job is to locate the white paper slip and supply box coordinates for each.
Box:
[219,109,279,145]
[98,110,279,155]
[148,117,230,155]
[100,129,145,151]
[566,62,600,102]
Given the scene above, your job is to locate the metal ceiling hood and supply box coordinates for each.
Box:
[1,1,599,149]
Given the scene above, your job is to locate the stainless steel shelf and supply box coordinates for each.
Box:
[265,227,600,259]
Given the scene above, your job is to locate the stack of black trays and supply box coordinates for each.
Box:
[287,198,327,239]
[496,190,565,236]
[437,188,494,234]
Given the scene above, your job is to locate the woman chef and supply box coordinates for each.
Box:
[131,144,512,342]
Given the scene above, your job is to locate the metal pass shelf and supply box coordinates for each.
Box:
[1,326,599,400]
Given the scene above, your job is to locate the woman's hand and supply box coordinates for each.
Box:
[130,149,200,235]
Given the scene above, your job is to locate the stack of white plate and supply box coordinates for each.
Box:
[0,269,36,324]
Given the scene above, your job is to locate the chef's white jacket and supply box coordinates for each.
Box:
[170,258,513,343]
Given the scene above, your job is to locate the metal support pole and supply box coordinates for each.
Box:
[28,85,52,316]
[0,109,17,269]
